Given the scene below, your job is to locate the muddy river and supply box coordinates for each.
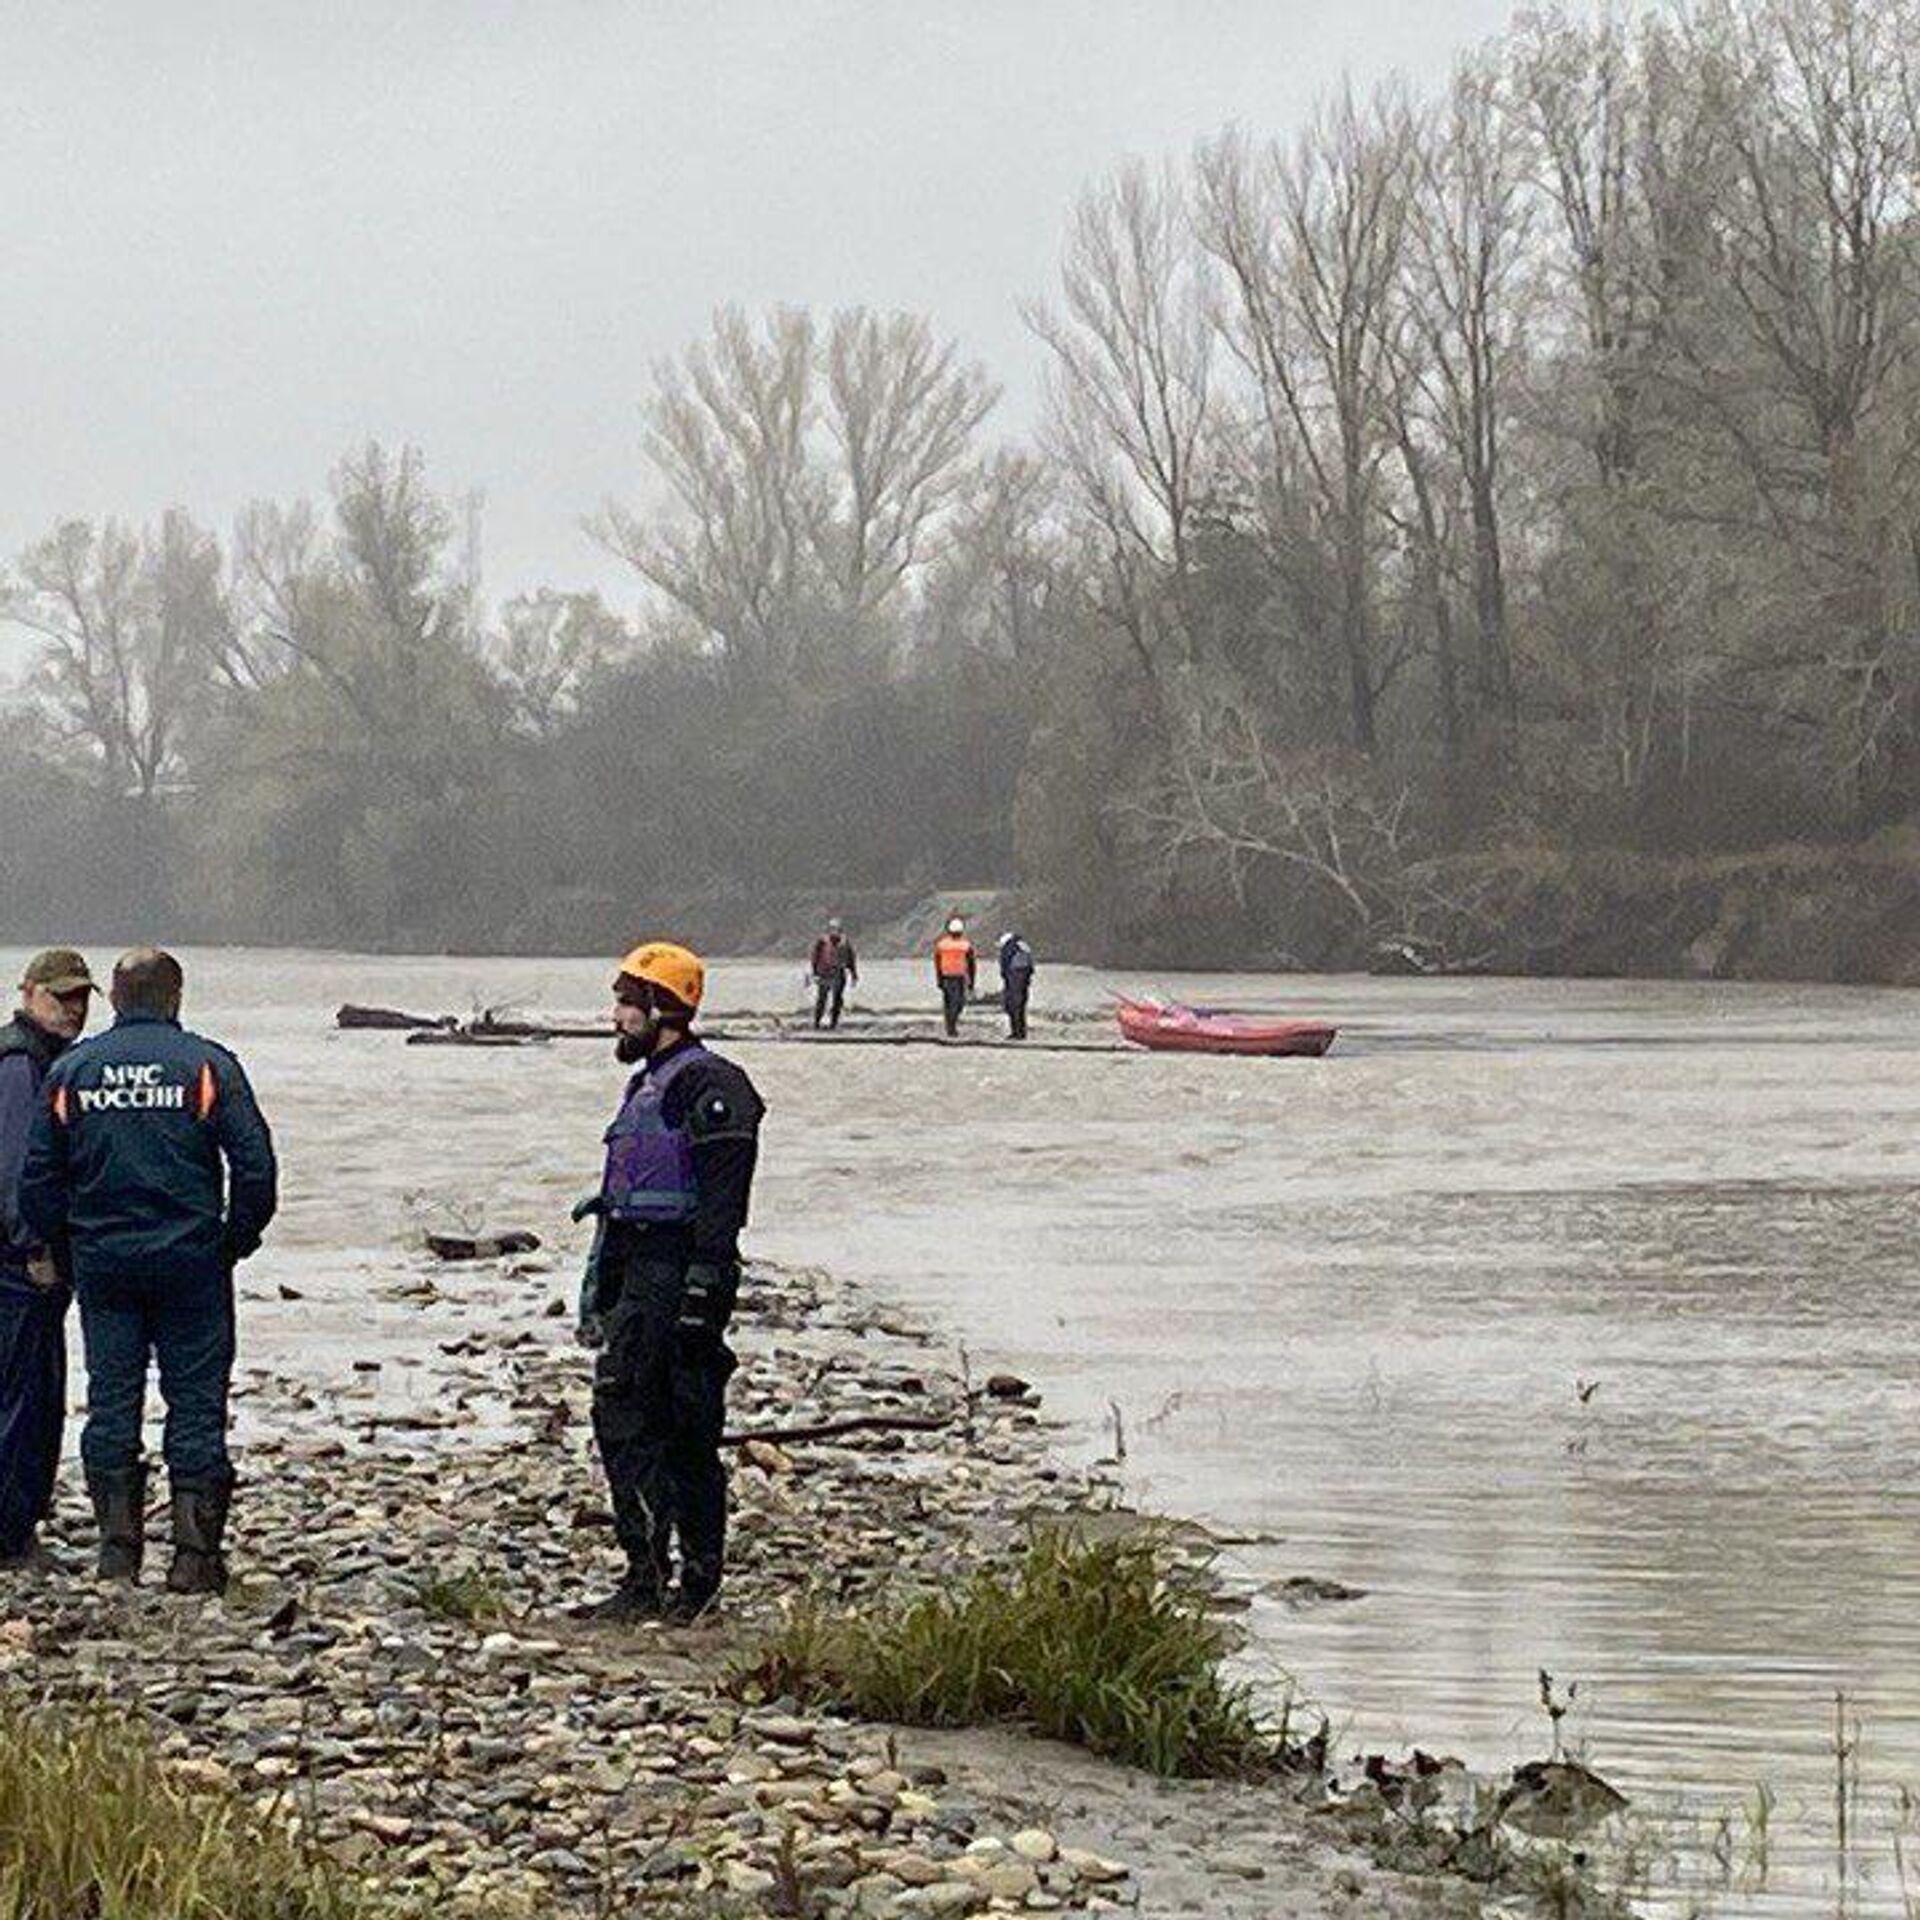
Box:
[9,945,1919,1916]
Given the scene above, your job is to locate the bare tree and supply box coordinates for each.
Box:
[1675,0,1920,817]
[915,452,1071,666]
[1514,6,1663,486]
[1196,87,1418,754]
[1026,162,1217,697]
[595,304,993,682]
[1512,8,1718,810]
[1401,55,1533,750]
[817,309,998,621]
[333,442,466,656]
[5,510,225,800]
[228,498,329,692]
[594,305,816,682]
[491,589,631,735]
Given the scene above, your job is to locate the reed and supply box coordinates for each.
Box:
[0,1696,397,1920]
[736,1525,1285,1780]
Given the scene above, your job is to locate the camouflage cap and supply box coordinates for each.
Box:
[21,948,96,994]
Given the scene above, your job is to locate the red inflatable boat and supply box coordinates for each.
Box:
[1114,997,1337,1057]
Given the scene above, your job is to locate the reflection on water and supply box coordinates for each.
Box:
[9,946,1920,1915]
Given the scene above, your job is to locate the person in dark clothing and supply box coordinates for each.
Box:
[0,948,96,1566]
[576,941,764,1623]
[997,932,1036,1041]
[20,948,277,1594]
[809,918,858,1030]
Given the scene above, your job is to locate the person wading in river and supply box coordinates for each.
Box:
[574,942,765,1623]
[808,918,858,1030]
[933,917,976,1038]
[0,949,96,1566]
[20,949,277,1594]
[997,931,1036,1041]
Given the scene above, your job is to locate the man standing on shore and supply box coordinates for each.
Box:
[933,916,976,1038]
[0,950,96,1567]
[577,942,765,1622]
[20,949,277,1594]
[808,918,858,1030]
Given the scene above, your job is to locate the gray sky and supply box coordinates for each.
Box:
[5,0,1521,646]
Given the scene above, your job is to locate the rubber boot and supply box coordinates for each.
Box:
[0,1527,46,1572]
[574,1557,670,1623]
[165,1478,230,1596]
[87,1466,146,1583]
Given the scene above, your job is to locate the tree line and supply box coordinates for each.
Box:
[7,0,1920,966]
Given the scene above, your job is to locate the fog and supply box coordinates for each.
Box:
[15,0,1901,986]
[4,0,1519,651]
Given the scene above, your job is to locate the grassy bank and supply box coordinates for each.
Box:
[736,1528,1289,1780]
[0,1696,393,1920]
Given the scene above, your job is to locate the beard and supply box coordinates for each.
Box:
[614,1023,654,1064]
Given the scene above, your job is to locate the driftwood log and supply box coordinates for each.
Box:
[424,1230,542,1260]
[718,1412,952,1448]
[405,1029,548,1048]
[337,1004,457,1032]
[471,1012,605,1040]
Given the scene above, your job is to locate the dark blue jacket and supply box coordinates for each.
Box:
[20,1012,278,1287]
[0,1014,68,1285]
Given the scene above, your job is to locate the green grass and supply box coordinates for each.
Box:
[405,1568,508,1625]
[0,1696,398,1919]
[734,1527,1286,1779]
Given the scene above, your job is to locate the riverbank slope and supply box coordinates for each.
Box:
[0,1250,1580,1919]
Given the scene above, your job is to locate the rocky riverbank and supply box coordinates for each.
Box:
[0,1251,1598,1918]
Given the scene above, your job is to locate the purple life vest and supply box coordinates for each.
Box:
[599,1043,708,1224]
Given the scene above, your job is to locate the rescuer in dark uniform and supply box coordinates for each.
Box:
[575,942,765,1623]
[0,948,95,1566]
[20,948,277,1594]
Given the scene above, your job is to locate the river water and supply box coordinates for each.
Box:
[10,945,1920,1915]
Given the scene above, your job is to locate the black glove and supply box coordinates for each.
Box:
[576,1217,609,1347]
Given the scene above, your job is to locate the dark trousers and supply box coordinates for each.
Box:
[592,1251,736,1596]
[812,972,847,1029]
[77,1270,235,1485]
[0,1278,68,1555]
[1003,977,1031,1040]
[940,976,968,1036]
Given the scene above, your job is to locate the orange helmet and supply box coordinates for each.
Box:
[616,941,705,1013]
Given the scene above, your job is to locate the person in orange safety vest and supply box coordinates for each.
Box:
[933,917,976,1038]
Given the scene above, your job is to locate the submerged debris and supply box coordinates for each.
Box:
[1496,1758,1630,1839]
[425,1229,542,1261]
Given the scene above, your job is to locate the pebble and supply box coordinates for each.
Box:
[752,1712,815,1745]
[0,1260,1175,1918]
[1059,1848,1129,1884]
[919,1883,987,1916]
[882,1850,947,1886]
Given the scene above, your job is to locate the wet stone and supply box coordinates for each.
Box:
[10,1260,1179,1919]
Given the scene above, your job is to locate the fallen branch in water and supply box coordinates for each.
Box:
[720,1412,952,1448]
[425,1230,541,1260]
[337,1003,456,1031]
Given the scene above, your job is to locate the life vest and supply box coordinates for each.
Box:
[934,934,974,978]
[599,1043,709,1225]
